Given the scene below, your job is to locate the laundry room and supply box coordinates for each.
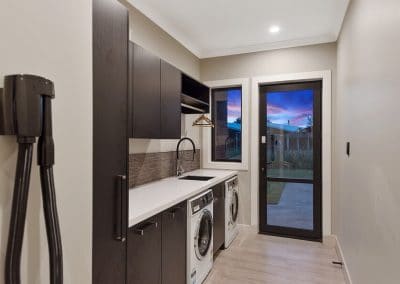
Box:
[1,0,399,284]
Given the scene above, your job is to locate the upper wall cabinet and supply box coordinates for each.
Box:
[129,42,209,138]
[130,42,161,138]
[160,60,181,139]
[129,42,181,139]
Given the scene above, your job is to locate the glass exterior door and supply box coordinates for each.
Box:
[259,81,322,241]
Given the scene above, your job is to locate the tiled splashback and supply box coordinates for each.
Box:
[129,150,200,188]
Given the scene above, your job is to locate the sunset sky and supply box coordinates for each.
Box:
[227,89,242,123]
[266,89,314,128]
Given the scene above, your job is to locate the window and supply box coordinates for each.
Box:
[211,87,242,162]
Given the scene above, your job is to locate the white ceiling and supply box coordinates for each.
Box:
[127,0,349,58]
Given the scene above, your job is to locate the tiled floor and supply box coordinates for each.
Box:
[205,226,346,284]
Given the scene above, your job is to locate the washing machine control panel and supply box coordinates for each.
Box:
[226,176,239,191]
[191,191,213,214]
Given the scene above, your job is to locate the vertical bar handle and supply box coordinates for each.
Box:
[115,175,127,242]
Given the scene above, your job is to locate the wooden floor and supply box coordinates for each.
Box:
[205,226,346,284]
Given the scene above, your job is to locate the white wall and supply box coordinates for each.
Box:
[201,43,337,225]
[124,3,202,154]
[0,1,92,283]
[334,0,400,283]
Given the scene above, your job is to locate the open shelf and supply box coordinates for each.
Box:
[181,103,206,114]
[181,73,210,114]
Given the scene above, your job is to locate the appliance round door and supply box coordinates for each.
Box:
[230,189,239,224]
[194,209,213,260]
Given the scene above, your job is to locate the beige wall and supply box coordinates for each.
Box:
[334,0,400,283]
[123,3,202,154]
[0,1,92,284]
[127,4,200,80]
[201,43,337,225]
[201,43,337,81]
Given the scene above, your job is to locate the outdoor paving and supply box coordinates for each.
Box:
[267,183,313,230]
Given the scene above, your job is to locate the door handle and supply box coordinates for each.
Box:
[115,175,127,242]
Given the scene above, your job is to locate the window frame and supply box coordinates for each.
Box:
[211,86,243,163]
[202,78,249,171]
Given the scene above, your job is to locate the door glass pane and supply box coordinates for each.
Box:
[267,182,313,230]
[266,89,314,180]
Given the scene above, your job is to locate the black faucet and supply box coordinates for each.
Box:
[176,137,196,176]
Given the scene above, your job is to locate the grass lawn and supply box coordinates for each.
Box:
[266,169,313,204]
[267,168,313,179]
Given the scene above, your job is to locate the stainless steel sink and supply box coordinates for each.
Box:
[178,175,215,181]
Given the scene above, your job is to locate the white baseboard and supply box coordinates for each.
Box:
[333,235,353,284]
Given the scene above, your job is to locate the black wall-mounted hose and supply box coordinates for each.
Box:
[38,97,63,284]
[2,76,63,284]
[40,166,63,283]
[5,141,34,284]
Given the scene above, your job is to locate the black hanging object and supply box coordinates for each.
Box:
[0,74,63,284]
[346,142,350,157]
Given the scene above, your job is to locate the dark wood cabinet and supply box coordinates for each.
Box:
[93,0,129,283]
[213,182,225,254]
[161,202,187,284]
[131,43,161,138]
[127,203,187,284]
[128,214,162,284]
[161,60,181,139]
[129,42,182,139]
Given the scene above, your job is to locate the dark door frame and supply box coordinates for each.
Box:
[258,80,322,242]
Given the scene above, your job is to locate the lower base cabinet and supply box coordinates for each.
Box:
[128,202,187,284]
[213,182,225,254]
[128,214,162,284]
[162,202,187,284]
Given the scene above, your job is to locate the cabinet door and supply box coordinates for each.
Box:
[160,60,181,139]
[213,183,225,254]
[128,215,162,284]
[162,202,187,284]
[132,43,161,138]
[93,0,128,283]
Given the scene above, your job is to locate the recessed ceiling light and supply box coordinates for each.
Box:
[269,25,280,34]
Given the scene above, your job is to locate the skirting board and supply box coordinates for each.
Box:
[333,235,353,284]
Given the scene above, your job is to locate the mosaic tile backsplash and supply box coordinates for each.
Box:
[129,149,200,188]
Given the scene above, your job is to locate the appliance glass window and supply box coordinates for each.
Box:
[197,210,212,257]
[231,191,239,222]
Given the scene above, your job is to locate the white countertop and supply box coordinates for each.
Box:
[129,169,238,227]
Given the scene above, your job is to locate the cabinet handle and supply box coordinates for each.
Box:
[134,221,158,236]
[167,206,182,219]
[114,175,127,242]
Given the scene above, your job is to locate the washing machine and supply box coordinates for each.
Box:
[224,176,239,249]
[187,190,213,284]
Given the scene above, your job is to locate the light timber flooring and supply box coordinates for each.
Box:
[205,226,346,284]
